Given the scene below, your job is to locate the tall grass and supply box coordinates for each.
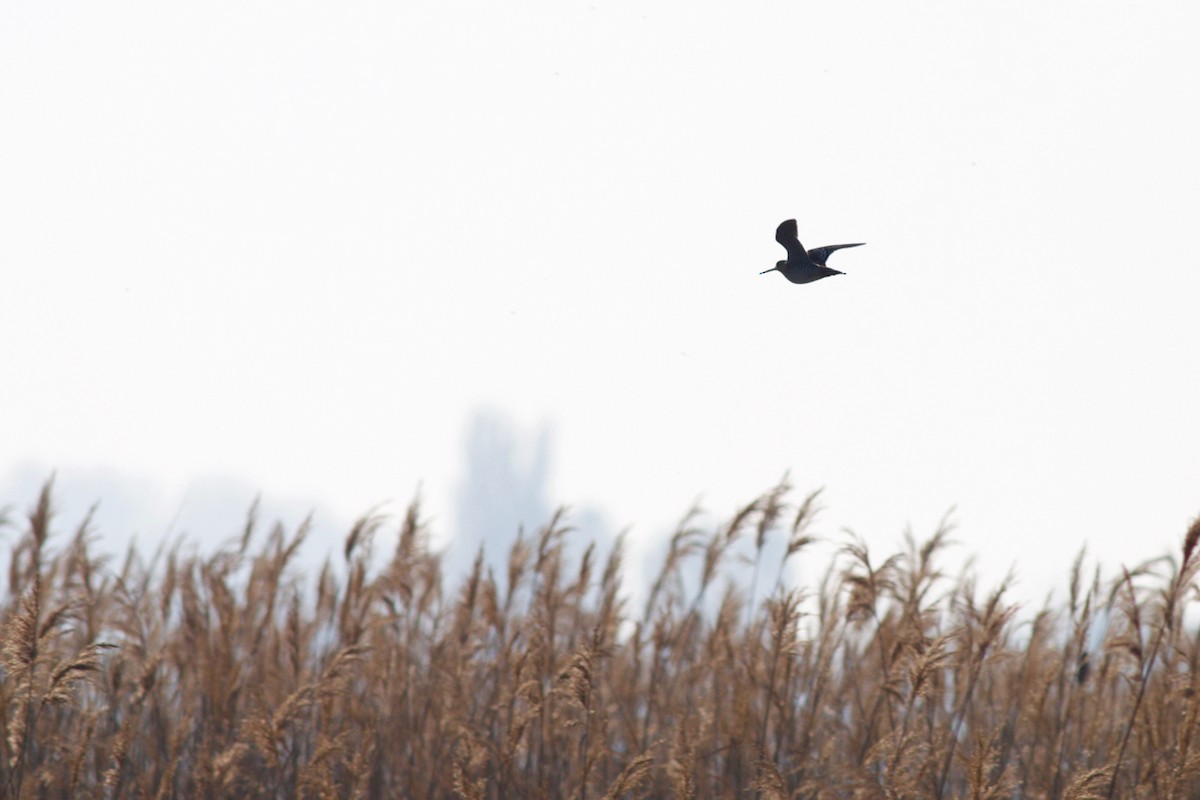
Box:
[2,477,1199,799]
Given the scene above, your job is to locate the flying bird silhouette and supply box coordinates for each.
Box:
[760,219,864,284]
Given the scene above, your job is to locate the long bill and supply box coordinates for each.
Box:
[759,267,778,274]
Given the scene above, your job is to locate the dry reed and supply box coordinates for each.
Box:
[1,477,1198,799]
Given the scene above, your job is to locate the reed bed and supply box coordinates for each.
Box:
[2,477,1199,799]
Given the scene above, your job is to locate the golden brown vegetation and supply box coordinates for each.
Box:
[2,478,1200,799]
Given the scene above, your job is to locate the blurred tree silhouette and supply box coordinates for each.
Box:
[450,408,553,584]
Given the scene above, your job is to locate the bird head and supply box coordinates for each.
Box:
[759,260,786,275]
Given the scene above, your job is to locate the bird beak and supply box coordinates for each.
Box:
[759,267,777,275]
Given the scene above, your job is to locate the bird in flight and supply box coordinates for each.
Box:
[760,219,864,284]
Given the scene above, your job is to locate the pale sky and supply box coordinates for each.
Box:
[2,1,1198,602]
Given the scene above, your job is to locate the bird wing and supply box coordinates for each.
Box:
[806,242,865,266]
[775,219,810,263]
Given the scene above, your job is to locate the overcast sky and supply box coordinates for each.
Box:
[3,1,1198,601]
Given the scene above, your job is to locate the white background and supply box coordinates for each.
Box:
[3,1,1198,602]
